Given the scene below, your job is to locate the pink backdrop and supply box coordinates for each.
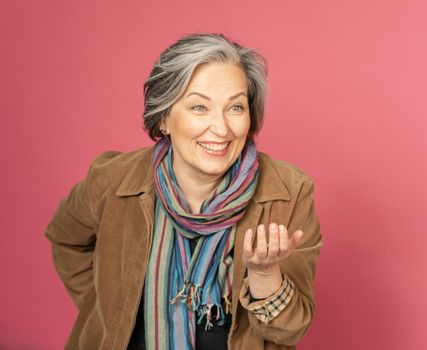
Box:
[2,0,426,349]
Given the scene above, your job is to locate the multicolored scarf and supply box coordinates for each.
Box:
[144,137,259,350]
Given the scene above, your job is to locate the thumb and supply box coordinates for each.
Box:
[293,230,304,246]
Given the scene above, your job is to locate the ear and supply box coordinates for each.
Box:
[159,120,165,133]
[159,118,170,135]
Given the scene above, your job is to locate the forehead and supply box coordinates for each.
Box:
[185,62,248,92]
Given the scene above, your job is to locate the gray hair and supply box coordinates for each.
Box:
[142,32,268,141]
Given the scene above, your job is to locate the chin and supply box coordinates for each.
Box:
[194,161,229,177]
[199,166,228,177]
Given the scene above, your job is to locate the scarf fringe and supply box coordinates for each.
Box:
[197,296,232,331]
[224,294,232,315]
[169,283,202,311]
[170,283,233,330]
[197,303,223,330]
[169,283,188,305]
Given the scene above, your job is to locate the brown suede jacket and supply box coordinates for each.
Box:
[45,145,323,349]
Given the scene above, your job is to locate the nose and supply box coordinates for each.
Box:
[209,110,229,137]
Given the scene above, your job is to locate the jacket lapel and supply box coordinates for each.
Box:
[115,147,154,197]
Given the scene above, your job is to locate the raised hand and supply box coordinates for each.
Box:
[243,223,303,273]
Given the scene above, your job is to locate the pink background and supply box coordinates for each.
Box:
[2,0,426,349]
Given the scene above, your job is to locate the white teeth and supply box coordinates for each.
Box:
[197,142,229,151]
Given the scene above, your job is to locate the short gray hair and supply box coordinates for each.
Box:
[142,32,268,141]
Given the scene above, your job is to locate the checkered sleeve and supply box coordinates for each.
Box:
[239,273,295,324]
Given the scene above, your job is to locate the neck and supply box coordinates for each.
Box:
[173,163,223,214]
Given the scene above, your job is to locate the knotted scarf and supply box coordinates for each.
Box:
[144,137,259,350]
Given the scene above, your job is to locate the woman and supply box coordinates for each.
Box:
[45,33,323,350]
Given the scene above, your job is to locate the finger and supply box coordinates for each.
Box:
[278,225,289,258]
[288,230,304,252]
[267,223,280,260]
[255,224,267,259]
[242,229,255,259]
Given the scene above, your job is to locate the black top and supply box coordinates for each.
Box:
[127,238,232,350]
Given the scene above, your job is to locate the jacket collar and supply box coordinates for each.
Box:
[115,146,291,203]
[115,147,155,197]
[253,151,291,202]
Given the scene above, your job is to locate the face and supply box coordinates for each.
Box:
[161,62,251,181]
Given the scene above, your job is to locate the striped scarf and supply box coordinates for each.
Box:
[144,137,259,350]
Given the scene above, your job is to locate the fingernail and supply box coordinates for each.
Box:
[270,223,278,232]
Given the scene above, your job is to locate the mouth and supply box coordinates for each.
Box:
[196,141,230,154]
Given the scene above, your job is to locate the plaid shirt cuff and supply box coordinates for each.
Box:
[239,273,295,324]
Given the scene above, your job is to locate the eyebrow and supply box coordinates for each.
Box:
[185,91,247,101]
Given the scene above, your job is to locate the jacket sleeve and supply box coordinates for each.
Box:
[44,151,118,310]
[240,272,295,324]
[239,177,323,346]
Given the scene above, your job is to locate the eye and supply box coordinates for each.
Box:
[230,104,244,112]
[192,105,207,112]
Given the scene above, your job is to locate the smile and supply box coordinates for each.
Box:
[196,141,230,152]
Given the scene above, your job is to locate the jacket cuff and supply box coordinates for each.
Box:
[239,273,295,324]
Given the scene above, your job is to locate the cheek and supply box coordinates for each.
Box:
[170,120,207,153]
[231,116,251,137]
[169,119,191,138]
[178,116,207,135]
